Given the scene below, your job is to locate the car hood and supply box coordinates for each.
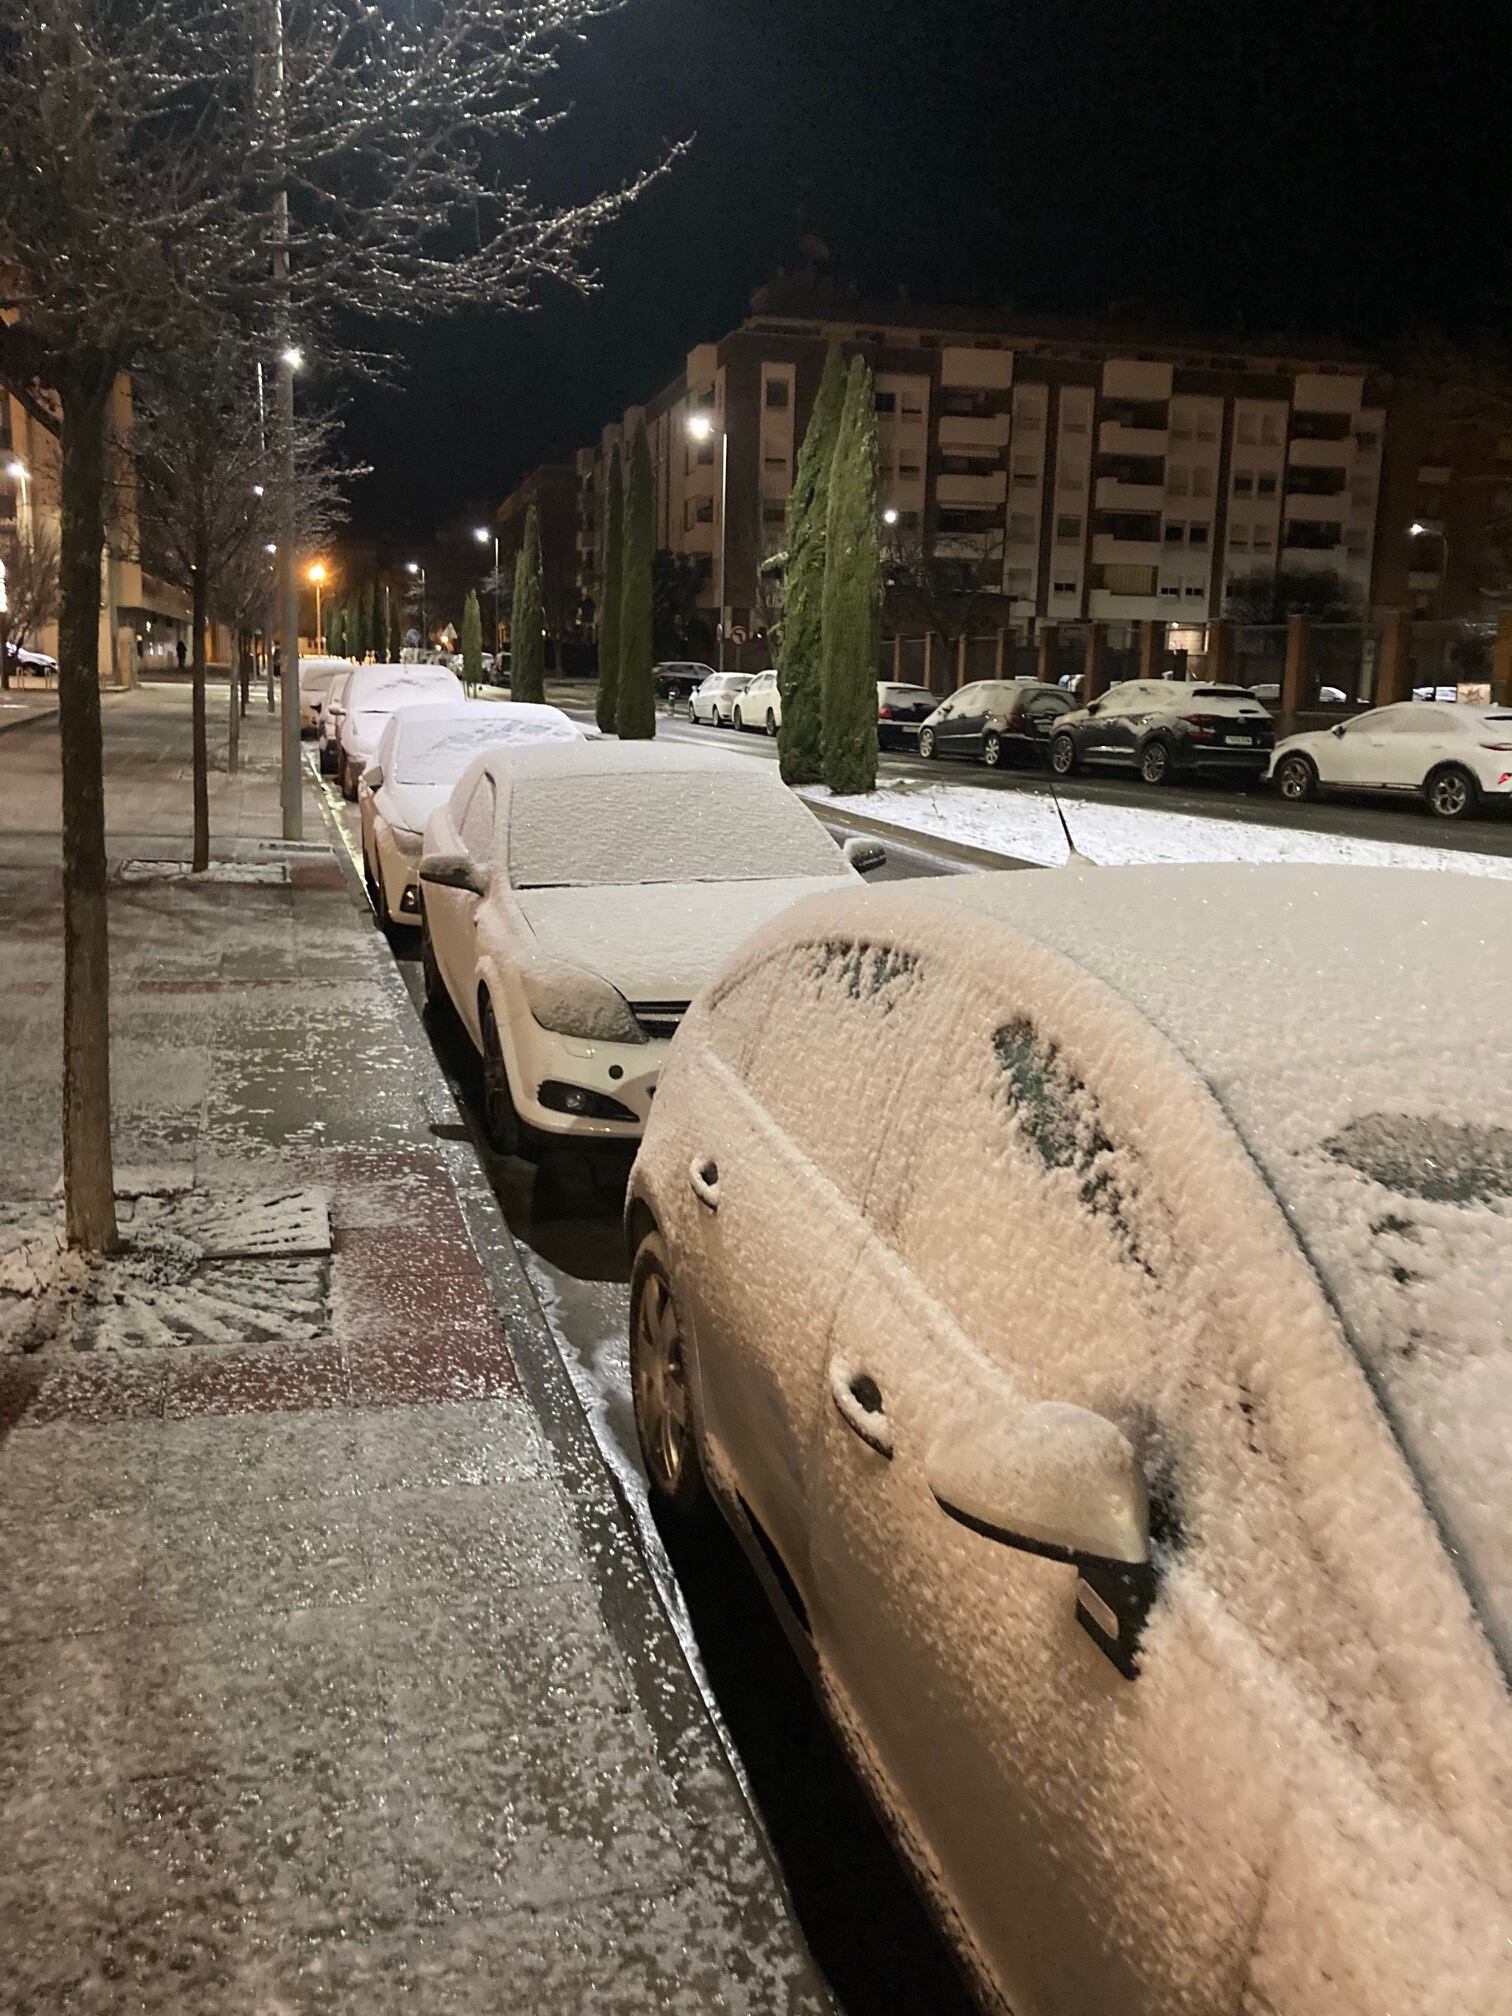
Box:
[374,779,449,835]
[514,876,850,999]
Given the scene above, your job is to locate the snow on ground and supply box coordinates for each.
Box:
[808,778,1512,879]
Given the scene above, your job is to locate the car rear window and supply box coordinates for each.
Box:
[1191,687,1263,702]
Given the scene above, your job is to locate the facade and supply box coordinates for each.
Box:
[494,462,580,640]
[571,281,1512,671]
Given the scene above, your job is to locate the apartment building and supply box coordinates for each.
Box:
[571,280,1512,663]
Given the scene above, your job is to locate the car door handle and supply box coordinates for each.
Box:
[689,1156,720,1211]
[828,1355,893,1458]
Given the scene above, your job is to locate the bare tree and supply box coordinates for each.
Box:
[0,520,60,688]
[0,0,663,1252]
[884,524,1012,688]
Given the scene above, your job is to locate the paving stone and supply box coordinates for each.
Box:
[163,1341,349,1419]
[144,1497,375,1623]
[344,1326,517,1409]
[0,1418,160,1519]
[151,1411,361,1509]
[0,1507,152,1643]
[350,1398,544,1494]
[363,1480,585,1601]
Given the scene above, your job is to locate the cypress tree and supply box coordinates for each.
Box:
[511,505,547,703]
[461,590,483,693]
[778,343,847,786]
[387,595,403,663]
[596,445,623,733]
[325,603,343,656]
[359,581,375,662]
[343,594,360,659]
[617,425,656,739]
[820,356,881,796]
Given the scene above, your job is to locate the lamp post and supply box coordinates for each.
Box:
[687,410,729,671]
[1409,519,1451,621]
[5,458,31,544]
[308,561,327,650]
[406,562,428,652]
[474,526,500,661]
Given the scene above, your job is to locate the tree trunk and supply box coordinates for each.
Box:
[191,566,210,870]
[228,629,242,775]
[0,614,11,692]
[57,361,120,1254]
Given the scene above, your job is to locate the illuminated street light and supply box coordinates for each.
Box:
[307,561,328,643]
[882,507,899,525]
[251,483,265,498]
[264,542,277,555]
[406,562,428,645]
[5,459,25,480]
[687,411,714,442]
[686,410,727,667]
[279,346,304,371]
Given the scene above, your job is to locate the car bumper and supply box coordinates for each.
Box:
[1182,745,1272,774]
[374,822,424,926]
[878,722,926,746]
[504,1002,666,1142]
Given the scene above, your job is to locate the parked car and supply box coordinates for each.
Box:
[358,699,582,931]
[875,681,938,750]
[298,656,349,733]
[1251,681,1347,707]
[656,661,717,711]
[417,742,885,1157]
[918,678,1076,767]
[334,662,464,799]
[625,861,1512,2016]
[688,671,753,726]
[1271,700,1512,820]
[732,669,781,735]
[1049,681,1274,785]
[4,641,58,680]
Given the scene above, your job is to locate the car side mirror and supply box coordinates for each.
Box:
[842,836,887,875]
[363,762,384,791]
[1331,724,1346,738]
[419,852,491,897]
[927,1402,1155,1679]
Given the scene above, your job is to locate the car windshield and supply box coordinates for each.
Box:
[508,771,845,889]
[394,713,574,783]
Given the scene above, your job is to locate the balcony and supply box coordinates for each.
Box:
[1092,533,1162,568]
[937,470,1006,508]
[932,531,996,561]
[1287,435,1352,469]
[1099,420,1167,457]
[1096,477,1165,512]
[938,413,1009,454]
[1408,568,1443,589]
[940,346,1014,391]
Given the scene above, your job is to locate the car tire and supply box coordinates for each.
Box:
[1049,732,1078,777]
[1138,738,1172,786]
[479,997,526,1157]
[765,709,777,736]
[341,757,358,802]
[319,744,337,776]
[421,913,448,1015]
[1425,763,1478,821]
[982,731,1003,768]
[918,726,937,760]
[732,708,744,732]
[1275,753,1318,803]
[629,1230,709,1521]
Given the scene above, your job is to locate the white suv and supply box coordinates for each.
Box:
[689,671,753,727]
[732,669,781,735]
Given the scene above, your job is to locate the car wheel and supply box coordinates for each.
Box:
[1275,753,1318,802]
[319,744,337,776]
[732,708,744,732]
[1139,738,1172,786]
[629,1230,708,1519]
[1049,732,1077,777]
[479,998,525,1157]
[982,731,1003,768]
[765,709,777,736]
[1425,763,1478,821]
[918,726,937,759]
[341,758,358,802]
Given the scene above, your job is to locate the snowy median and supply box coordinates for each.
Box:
[805,777,1512,879]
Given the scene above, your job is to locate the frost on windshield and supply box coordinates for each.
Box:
[397,712,577,784]
[1324,1114,1512,1207]
[810,938,919,1007]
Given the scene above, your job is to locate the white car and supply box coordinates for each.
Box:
[298,655,349,733]
[417,742,884,1157]
[358,700,583,931]
[625,862,1512,2016]
[334,662,464,799]
[688,671,753,727]
[1271,700,1512,820]
[1251,681,1347,706]
[731,669,781,735]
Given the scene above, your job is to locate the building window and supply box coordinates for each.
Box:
[1191,467,1213,498]
[1183,584,1206,598]
[1237,414,1258,445]
[1229,530,1250,553]
[764,450,787,471]
[1055,513,1082,542]
[899,460,922,479]
[1062,406,1089,434]
[1058,468,1085,491]
[1233,470,1254,496]
[1159,583,1180,600]
[1188,523,1210,547]
[1053,578,1078,595]
[1256,472,1277,497]
[1167,466,1189,497]
[1006,567,1034,595]
[764,378,790,409]
[1015,408,1044,431]
[901,399,925,418]
[1356,427,1381,451]
[1163,522,1184,544]
[1196,412,1218,442]
[1252,526,1273,550]
[1008,512,1036,543]
[763,500,786,524]
[1169,415,1193,442]
[875,390,897,414]
[695,442,714,467]
[896,509,921,531]
[1011,457,1039,488]
[1260,415,1282,446]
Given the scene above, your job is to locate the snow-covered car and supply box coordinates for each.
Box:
[656,661,716,711]
[417,741,884,1157]
[4,642,58,679]
[688,671,752,727]
[918,678,1075,767]
[875,681,937,750]
[298,655,349,733]
[358,699,583,931]
[1271,701,1512,820]
[731,669,781,735]
[334,662,464,800]
[1049,680,1274,785]
[625,861,1512,2016]
[1250,680,1347,706]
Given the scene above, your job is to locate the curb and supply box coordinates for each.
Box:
[306,764,836,2011]
[0,702,58,738]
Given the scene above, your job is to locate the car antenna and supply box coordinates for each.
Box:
[1045,769,1094,866]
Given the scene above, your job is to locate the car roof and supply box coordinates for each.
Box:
[470,737,756,789]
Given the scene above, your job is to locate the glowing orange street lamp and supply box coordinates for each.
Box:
[307,561,329,645]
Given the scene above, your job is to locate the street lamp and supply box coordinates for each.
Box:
[688,408,730,671]
[406,561,428,649]
[474,525,501,664]
[1409,519,1451,620]
[279,346,304,371]
[882,507,899,526]
[307,561,328,648]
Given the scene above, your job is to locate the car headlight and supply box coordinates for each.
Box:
[391,824,423,858]
[521,961,646,1045]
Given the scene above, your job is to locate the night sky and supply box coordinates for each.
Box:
[343,0,1511,541]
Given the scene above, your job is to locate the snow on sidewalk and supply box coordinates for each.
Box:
[809,777,1512,879]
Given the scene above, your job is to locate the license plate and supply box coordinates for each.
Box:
[1228,735,1254,746]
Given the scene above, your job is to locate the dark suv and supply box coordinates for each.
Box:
[917,679,1076,767]
[1048,681,1274,785]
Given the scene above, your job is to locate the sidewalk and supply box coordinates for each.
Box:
[0,684,829,2012]
[0,685,59,737]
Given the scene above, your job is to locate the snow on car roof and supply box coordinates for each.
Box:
[480,737,754,784]
[908,861,1512,1677]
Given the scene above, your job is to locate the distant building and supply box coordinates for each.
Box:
[493,463,580,643]
[569,278,1512,677]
